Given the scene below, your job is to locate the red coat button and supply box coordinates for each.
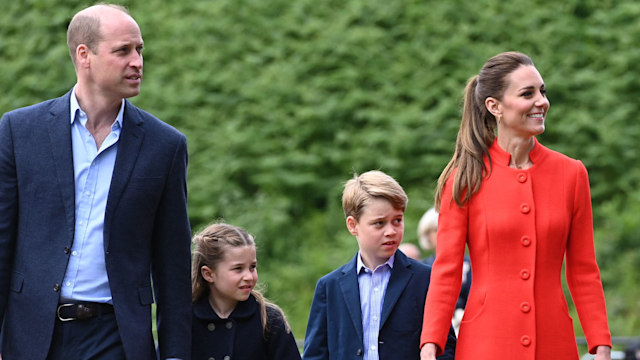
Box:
[520,269,530,280]
[520,302,531,313]
[521,236,531,247]
[517,173,528,183]
[520,203,531,214]
[521,335,531,346]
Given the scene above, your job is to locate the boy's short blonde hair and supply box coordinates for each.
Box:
[342,170,408,221]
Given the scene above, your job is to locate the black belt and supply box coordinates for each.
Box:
[57,301,114,321]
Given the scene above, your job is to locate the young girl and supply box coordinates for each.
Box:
[191,222,302,360]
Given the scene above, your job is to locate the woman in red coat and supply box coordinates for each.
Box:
[420,52,612,360]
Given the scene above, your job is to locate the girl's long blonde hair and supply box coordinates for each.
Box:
[435,52,535,210]
[191,222,291,336]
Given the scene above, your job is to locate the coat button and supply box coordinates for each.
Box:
[521,335,531,346]
[223,356,230,360]
[64,247,70,254]
[517,172,528,183]
[208,357,215,360]
[520,236,531,247]
[357,349,363,356]
[520,203,531,214]
[520,302,531,313]
[226,321,233,329]
[207,323,216,331]
[520,269,530,280]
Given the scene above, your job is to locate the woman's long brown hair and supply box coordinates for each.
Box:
[435,52,534,210]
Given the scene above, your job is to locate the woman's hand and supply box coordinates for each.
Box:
[594,345,611,360]
[420,343,438,360]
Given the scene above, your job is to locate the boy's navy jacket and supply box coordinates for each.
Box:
[303,249,456,360]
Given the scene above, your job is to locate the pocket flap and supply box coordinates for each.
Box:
[138,285,154,305]
[10,272,24,293]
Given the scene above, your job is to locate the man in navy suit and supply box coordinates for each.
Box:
[0,4,191,359]
[303,171,456,360]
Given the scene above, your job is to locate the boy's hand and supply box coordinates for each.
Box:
[420,343,437,360]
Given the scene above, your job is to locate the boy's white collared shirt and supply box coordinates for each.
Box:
[357,252,394,360]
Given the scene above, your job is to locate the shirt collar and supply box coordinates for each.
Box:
[70,85,125,129]
[357,250,395,274]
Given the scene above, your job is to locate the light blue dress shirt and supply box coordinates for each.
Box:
[357,252,394,360]
[60,87,123,304]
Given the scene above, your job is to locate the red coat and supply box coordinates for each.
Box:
[421,138,611,359]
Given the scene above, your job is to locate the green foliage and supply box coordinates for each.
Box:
[2,0,639,340]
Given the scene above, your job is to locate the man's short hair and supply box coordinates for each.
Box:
[66,4,130,65]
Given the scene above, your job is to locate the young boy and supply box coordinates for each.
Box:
[303,170,456,360]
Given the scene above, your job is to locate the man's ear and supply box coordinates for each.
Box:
[76,44,91,68]
[346,216,358,236]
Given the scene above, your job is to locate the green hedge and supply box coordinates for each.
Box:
[2,0,638,340]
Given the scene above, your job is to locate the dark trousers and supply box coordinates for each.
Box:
[46,312,125,360]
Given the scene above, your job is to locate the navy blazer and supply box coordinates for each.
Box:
[303,250,456,360]
[0,91,192,360]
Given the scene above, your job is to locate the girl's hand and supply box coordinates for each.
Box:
[594,345,611,360]
[420,343,437,360]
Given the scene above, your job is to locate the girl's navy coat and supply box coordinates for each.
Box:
[192,294,302,360]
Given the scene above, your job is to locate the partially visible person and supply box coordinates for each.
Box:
[191,222,301,360]
[420,51,611,360]
[0,4,192,359]
[398,242,422,261]
[417,207,471,334]
[626,341,640,360]
[416,207,438,257]
[303,170,456,360]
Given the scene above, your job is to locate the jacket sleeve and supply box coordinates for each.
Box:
[265,305,302,360]
[302,278,329,360]
[421,171,467,356]
[151,134,193,359]
[0,114,18,326]
[565,161,611,353]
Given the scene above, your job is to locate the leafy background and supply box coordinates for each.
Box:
[2,0,639,351]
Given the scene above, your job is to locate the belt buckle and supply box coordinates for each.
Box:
[57,303,75,322]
